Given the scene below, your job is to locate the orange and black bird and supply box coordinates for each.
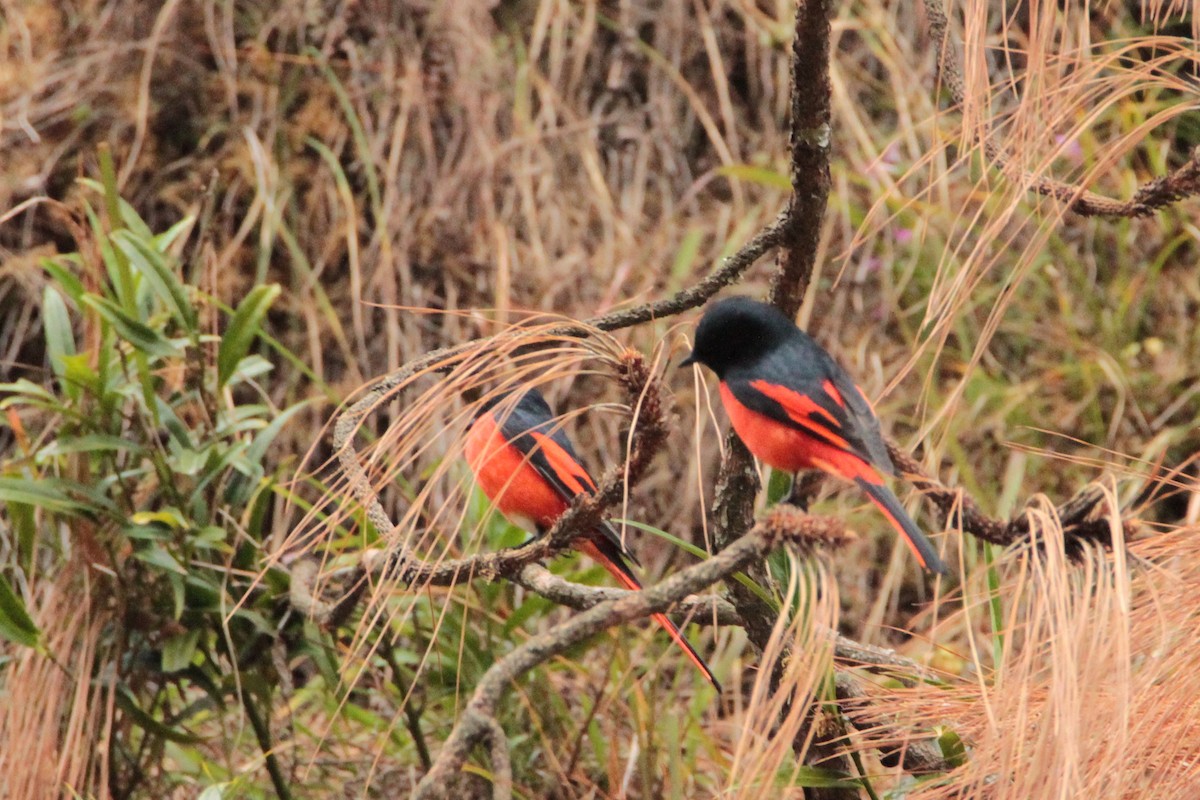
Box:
[682,297,948,575]
[464,388,721,689]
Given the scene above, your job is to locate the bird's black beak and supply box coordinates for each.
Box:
[679,352,697,368]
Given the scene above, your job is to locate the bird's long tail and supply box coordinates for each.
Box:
[578,537,721,692]
[854,476,949,575]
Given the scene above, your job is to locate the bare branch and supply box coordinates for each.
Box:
[412,515,848,799]
[887,439,1139,553]
[588,211,787,331]
[324,215,787,606]
[512,563,742,625]
[295,556,936,683]
[481,717,512,800]
[923,0,1200,217]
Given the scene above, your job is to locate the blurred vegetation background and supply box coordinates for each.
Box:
[1,1,1198,798]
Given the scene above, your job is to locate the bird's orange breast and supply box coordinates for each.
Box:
[464,414,570,529]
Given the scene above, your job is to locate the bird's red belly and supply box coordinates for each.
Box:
[720,382,826,473]
[464,416,569,528]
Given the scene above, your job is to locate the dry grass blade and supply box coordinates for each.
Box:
[0,564,109,798]
[725,552,841,798]
[4,0,1200,796]
[841,508,1200,799]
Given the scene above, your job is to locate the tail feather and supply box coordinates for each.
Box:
[578,538,722,692]
[854,477,949,575]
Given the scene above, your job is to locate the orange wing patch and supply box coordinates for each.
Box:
[530,432,596,496]
[749,379,850,450]
[822,379,845,408]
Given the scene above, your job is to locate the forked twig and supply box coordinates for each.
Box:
[923,0,1200,217]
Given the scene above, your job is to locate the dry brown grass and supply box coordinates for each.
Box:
[3,0,1200,797]
[0,560,110,797]
[842,512,1200,798]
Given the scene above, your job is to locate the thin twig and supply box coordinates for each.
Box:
[380,645,433,772]
[324,216,786,605]
[886,438,1138,553]
[411,516,848,799]
[923,0,1200,217]
[295,558,934,680]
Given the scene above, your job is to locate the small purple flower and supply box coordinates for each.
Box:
[1055,133,1083,163]
[869,142,904,176]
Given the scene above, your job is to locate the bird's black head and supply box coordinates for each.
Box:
[681,296,797,378]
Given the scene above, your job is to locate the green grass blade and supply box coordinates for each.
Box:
[42,285,77,397]
[114,229,199,333]
[0,573,40,648]
[217,284,281,389]
[80,295,181,358]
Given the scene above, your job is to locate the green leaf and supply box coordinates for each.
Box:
[60,354,101,397]
[244,401,309,467]
[788,766,860,789]
[42,286,76,385]
[123,524,172,542]
[155,397,194,450]
[184,574,222,611]
[37,434,143,460]
[161,629,202,673]
[133,545,188,575]
[130,507,188,528]
[194,526,228,546]
[114,230,198,331]
[935,725,968,768]
[0,573,40,648]
[80,294,180,358]
[217,284,280,389]
[169,570,186,620]
[153,215,195,251]
[0,379,58,406]
[616,518,779,609]
[116,195,156,240]
[766,468,793,506]
[222,354,273,386]
[9,499,36,574]
[0,477,93,516]
[614,518,712,561]
[40,256,85,302]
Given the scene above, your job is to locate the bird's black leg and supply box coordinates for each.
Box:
[780,473,809,511]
